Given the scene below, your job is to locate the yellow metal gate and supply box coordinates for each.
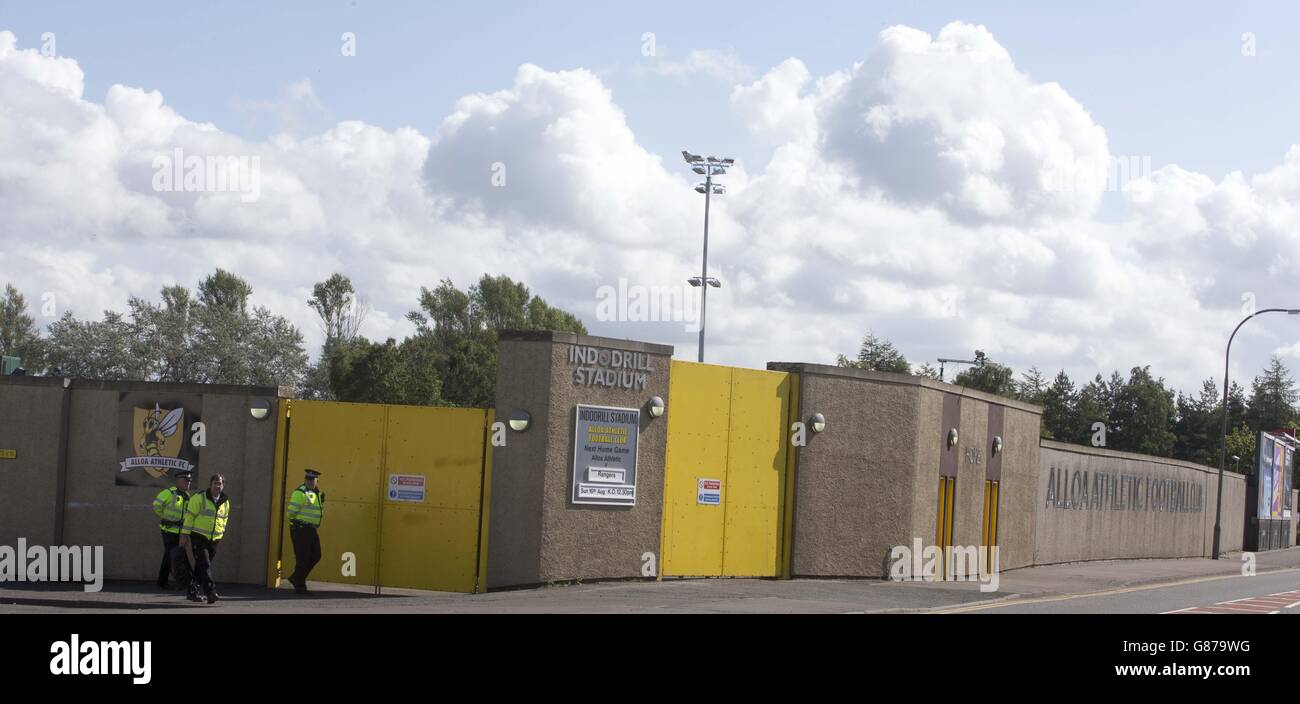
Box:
[660,361,797,577]
[266,400,494,593]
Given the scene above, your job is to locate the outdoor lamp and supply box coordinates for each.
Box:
[648,396,665,418]
[509,409,531,432]
[810,413,826,433]
[249,398,272,421]
[948,428,959,448]
[992,436,1004,455]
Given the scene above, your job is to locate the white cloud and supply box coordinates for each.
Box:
[0,24,1297,395]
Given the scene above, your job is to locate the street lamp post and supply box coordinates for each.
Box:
[683,151,732,363]
[1212,307,1300,559]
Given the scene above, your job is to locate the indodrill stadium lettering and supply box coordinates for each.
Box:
[1044,467,1204,513]
[569,345,654,390]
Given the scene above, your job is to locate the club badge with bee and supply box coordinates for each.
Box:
[117,399,201,487]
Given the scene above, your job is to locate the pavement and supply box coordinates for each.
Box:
[3,548,1299,613]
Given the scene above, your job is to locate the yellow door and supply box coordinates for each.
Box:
[662,361,794,577]
[661,362,731,576]
[981,479,999,574]
[722,367,792,576]
[271,400,386,588]
[268,401,494,593]
[379,406,492,593]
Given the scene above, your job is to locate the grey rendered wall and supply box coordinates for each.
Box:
[0,376,281,585]
[911,387,1041,571]
[1036,441,1245,563]
[0,380,65,546]
[485,337,554,588]
[1208,473,1246,555]
[781,370,921,577]
[489,331,672,588]
[766,364,1041,577]
[998,407,1042,570]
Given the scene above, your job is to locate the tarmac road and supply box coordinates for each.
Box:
[2,548,1299,614]
[934,567,1300,614]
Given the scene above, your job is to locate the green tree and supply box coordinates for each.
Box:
[329,338,402,404]
[836,331,911,373]
[0,284,45,369]
[1016,366,1049,406]
[914,362,941,380]
[1074,375,1111,446]
[132,285,200,382]
[1246,357,1299,433]
[308,273,367,344]
[1109,366,1176,456]
[1040,371,1077,441]
[197,269,253,312]
[43,310,150,380]
[329,337,442,406]
[1172,379,1223,467]
[189,270,308,387]
[41,270,307,387]
[408,274,585,407]
[953,350,1016,397]
[302,273,370,400]
[1224,426,1257,475]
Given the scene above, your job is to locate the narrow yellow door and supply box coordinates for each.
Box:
[661,361,732,576]
[662,361,792,578]
[380,406,491,593]
[721,368,791,577]
[273,400,386,588]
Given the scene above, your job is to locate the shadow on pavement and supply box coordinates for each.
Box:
[0,579,415,610]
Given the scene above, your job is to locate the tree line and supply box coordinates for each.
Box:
[5,278,1295,471]
[0,270,584,408]
[838,332,1300,472]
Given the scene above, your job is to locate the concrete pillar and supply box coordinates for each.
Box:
[487,331,673,589]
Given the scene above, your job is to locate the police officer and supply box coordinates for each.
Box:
[151,469,192,590]
[286,469,324,594]
[180,473,231,604]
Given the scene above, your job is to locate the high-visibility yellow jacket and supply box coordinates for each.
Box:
[181,491,231,541]
[152,486,189,534]
[287,485,324,527]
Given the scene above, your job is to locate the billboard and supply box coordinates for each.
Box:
[1257,431,1297,520]
[570,404,640,506]
[1287,444,1295,518]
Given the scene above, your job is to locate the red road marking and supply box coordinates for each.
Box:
[1168,588,1300,614]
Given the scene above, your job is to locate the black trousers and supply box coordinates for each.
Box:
[157,531,181,586]
[190,535,220,597]
[289,525,322,585]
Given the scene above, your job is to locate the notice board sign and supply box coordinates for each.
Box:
[388,474,426,503]
[572,404,640,506]
[697,478,721,505]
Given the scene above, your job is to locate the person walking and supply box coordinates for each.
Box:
[287,469,324,594]
[180,473,231,604]
[151,469,192,590]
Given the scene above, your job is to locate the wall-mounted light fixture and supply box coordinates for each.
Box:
[648,396,665,418]
[810,413,826,433]
[992,436,1004,455]
[249,398,272,420]
[509,409,531,432]
[948,428,959,448]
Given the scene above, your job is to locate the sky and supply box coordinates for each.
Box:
[1,1,1299,394]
